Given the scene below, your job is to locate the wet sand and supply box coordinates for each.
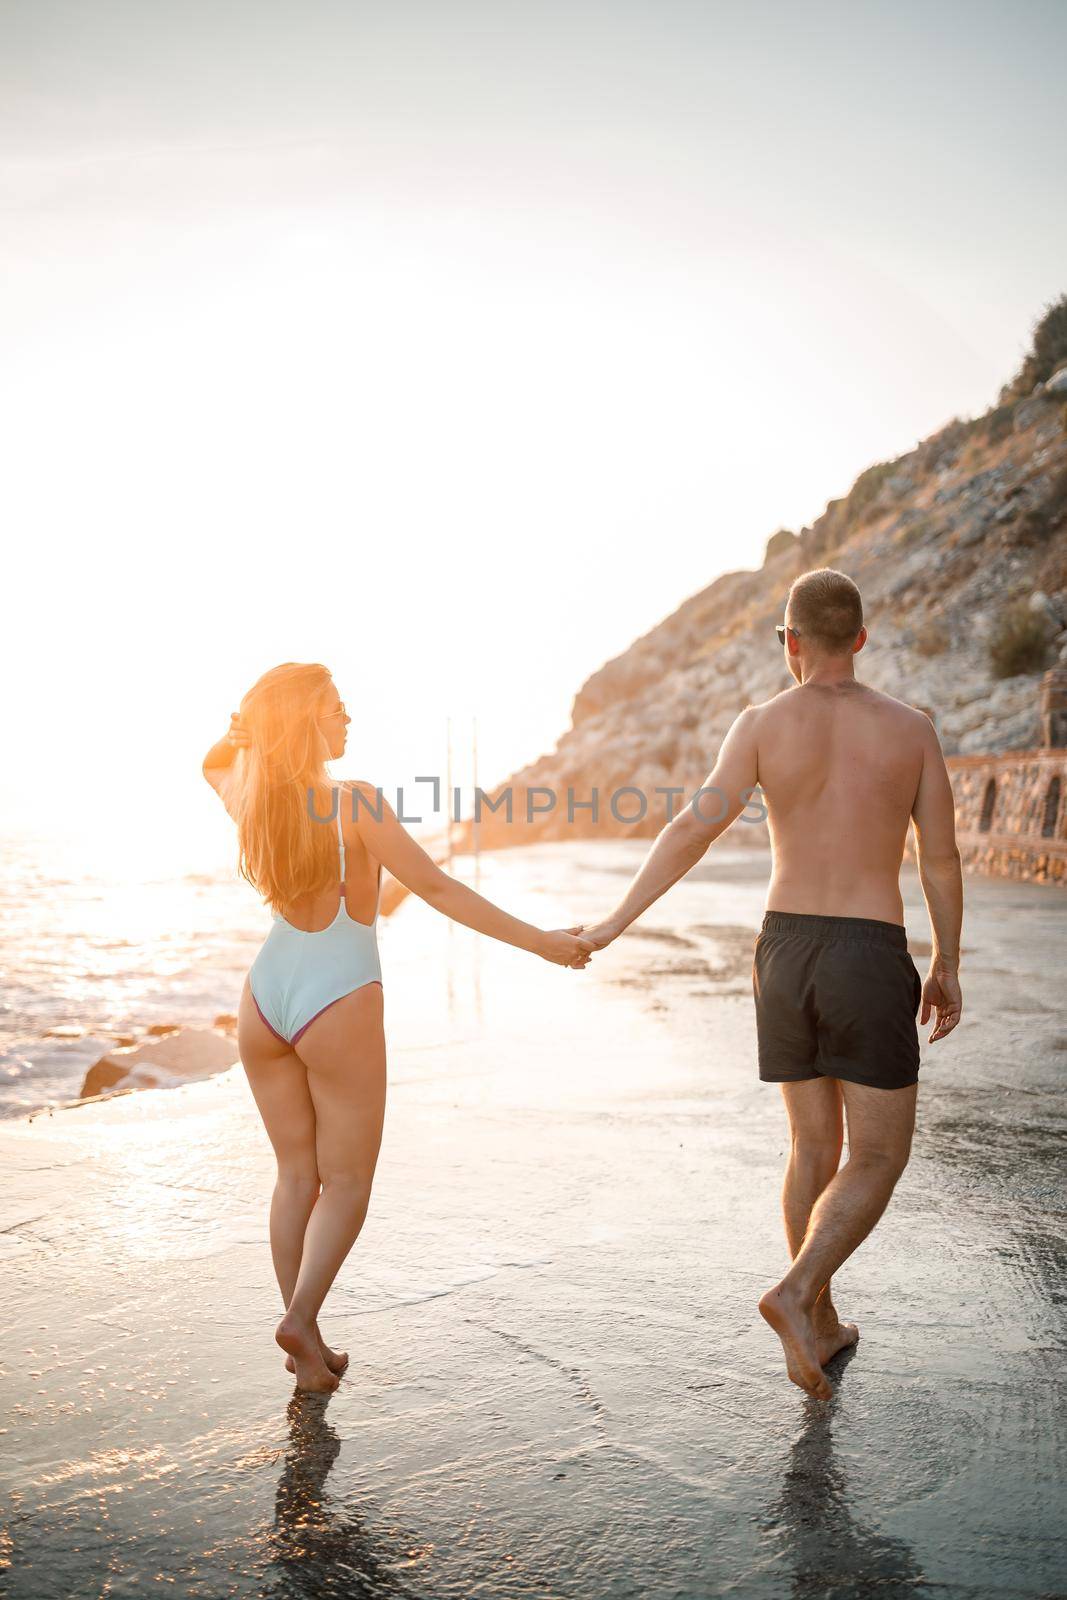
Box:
[2,841,1065,1598]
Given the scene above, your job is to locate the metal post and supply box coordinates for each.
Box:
[472,715,480,889]
[445,716,453,870]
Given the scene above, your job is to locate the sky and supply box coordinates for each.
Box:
[2,0,1065,852]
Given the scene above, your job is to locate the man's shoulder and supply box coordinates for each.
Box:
[729,695,783,734]
[864,687,937,730]
[745,686,802,720]
[744,684,935,736]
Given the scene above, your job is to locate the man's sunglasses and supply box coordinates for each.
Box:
[775,624,800,646]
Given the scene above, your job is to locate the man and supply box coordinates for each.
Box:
[585,568,963,1400]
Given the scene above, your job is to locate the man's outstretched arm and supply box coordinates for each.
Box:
[585,708,760,946]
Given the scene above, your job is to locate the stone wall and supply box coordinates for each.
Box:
[928,667,1067,886]
[944,748,1067,885]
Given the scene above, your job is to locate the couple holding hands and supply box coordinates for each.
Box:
[202,567,962,1401]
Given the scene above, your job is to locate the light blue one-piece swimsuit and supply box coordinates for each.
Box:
[248,802,382,1046]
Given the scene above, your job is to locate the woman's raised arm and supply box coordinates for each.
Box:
[202,715,247,817]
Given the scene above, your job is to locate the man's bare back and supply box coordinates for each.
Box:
[754,682,928,926]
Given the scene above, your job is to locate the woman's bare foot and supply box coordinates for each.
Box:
[284,1328,348,1376]
[759,1283,833,1400]
[275,1312,339,1393]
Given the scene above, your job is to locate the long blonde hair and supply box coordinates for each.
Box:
[231,662,342,915]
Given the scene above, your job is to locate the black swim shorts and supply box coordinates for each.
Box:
[752,910,923,1091]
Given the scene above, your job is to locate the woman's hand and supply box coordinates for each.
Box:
[537,926,596,969]
[580,918,622,951]
[203,716,249,792]
[226,712,251,749]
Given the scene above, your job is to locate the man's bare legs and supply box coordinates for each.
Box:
[760,1078,917,1399]
[777,1078,859,1366]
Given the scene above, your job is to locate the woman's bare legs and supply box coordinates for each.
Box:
[275,982,387,1382]
[237,983,348,1388]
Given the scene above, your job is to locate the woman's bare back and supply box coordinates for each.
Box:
[279,785,381,931]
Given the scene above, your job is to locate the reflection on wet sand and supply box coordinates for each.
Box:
[764,1349,924,1598]
[270,1395,416,1599]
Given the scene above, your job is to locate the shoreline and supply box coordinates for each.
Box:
[15,830,1067,1123]
[7,858,431,1123]
[11,841,772,1121]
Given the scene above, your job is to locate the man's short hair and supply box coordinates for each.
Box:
[787,569,864,655]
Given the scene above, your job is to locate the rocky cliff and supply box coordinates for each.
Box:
[479,300,1067,845]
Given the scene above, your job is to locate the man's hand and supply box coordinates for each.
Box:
[921,966,962,1043]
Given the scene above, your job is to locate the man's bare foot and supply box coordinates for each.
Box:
[815,1318,859,1366]
[284,1331,348,1376]
[812,1297,860,1365]
[759,1284,833,1400]
[275,1313,339,1393]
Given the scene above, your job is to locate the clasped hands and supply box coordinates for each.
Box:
[540,916,621,970]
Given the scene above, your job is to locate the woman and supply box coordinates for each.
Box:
[202,661,592,1393]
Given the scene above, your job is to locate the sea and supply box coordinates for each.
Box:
[0,822,268,1117]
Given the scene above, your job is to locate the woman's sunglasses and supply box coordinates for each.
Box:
[322,701,348,720]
